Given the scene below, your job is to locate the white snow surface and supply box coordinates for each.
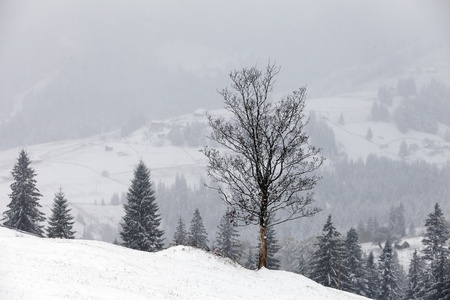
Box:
[0,227,368,300]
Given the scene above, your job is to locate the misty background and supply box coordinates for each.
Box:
[1,0,449,148]
[0,0,449,267]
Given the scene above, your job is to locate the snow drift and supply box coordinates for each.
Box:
[0,227,368,299]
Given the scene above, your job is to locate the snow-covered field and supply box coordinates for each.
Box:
[0,226,368,300]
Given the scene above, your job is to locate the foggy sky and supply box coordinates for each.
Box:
[0,0,449,122]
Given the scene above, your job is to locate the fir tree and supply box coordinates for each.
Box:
[120,160,164,252]
[2,149,46,236]
[366,127,373,140]
[426,249,450,300]
[187,208,209,250]
[311,215,345,289]
[378,241,403,300]
[47,187,75,239]
[406,249,426,299]
[389,203,406,240]
[339,113,345,125]
[422,203,449,261]
[215,209,242,261]
[245,248,256,270]
[399,140,410,158]
[343,228,368,296]
[110,192,120,206]
[173,216,187,246]
[365,251,379,299]
[422,205,450,300]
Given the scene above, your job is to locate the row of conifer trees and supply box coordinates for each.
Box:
[0,150,247,263]
[308,204,449,300]
[2,150,449,299]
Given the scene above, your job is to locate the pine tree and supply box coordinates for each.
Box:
[173,216,187,246]
[187,208,209,250]
[343,228,368,296]
[245,248,256,270]
[215,209,242,261]
[406,249,426,299]
[311,215,345,289]
[366,127,373,140]
[256,215,281,270]
[47,187,75,239]
[426,249,450,300]
[399,140,410,158]
[365,251,379,299]
[120,160,164,252]
[389,203,406,240]
[2,149,46,236]
[378,241,403,300]
[422,203,449,261]
[110,192,120,206]
[421,204,450,300]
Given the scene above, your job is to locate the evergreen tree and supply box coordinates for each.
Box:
[256,218,281,270]
[245,248,256,270]
[399,140,410,158]
[406,250,426,299]
[421,204,450,300]
[311,215,345,289]
[389,203,406,240]
[366,127,373,140]
[110,192,120,206]
[339,113,345,125]
[173,216,187,246]
[378,241,403,300]
[47,187,75,239]
[343,228,368,296]
[426,249,450,300]
[422,203,449,261]
[365,251,379,299]
[215,209,242,261]
[2,149,46,236]
[120,160,164,252]
[187,208,209,250]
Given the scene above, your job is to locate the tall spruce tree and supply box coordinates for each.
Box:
[406,249,426,299]
[47,187,75,239]
[378,241,403,300]
[365,251,379,300]
[215,209,242,261]
[426,249,450,300]
[311,215,345,289]
[422,203,449,261]
[120,160,164,252]
[2,149,46,236]
[245,248,256,270]
[421,203,450,300]
[343,228,368,296]
[173,216,187,246]
[187,208,209,250]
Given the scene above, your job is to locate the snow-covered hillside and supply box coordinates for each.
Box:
[0,226,368,300]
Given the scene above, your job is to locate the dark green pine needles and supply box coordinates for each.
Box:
[120,160,164,252]
[47,187,75,239]
[2,149,46,236]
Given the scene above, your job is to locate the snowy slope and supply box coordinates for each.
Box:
[0,227,368,300]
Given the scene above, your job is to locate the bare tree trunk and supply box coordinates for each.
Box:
[258,225,268,269]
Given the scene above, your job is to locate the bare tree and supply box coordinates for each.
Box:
[202,63,323,269]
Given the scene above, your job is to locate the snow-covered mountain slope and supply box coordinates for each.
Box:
[0,83,449,242]
[0,227,368,300]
